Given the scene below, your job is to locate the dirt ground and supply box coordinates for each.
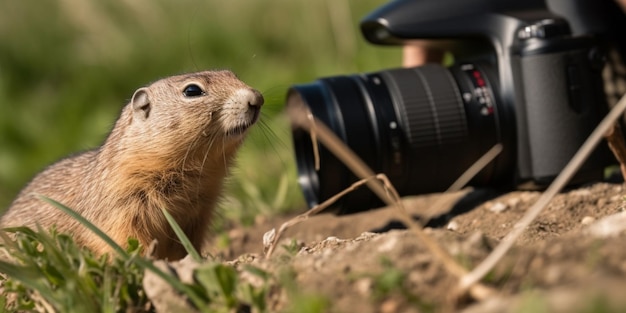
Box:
[212,182,626,312]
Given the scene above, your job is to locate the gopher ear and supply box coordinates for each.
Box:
[131,88,151,120]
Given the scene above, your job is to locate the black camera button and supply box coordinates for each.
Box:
[518,19,570,40]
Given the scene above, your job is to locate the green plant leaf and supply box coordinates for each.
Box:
[244,265,271,281]
[195,263,239,308]
[160,207,203,262]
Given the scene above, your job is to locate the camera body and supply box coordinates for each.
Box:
[362,0,609,182]
[288,0,617,213]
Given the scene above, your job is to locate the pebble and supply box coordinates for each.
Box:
[507,197,521,207]
[447,221,459,231]
[354,278,372,296]
[488,202,508,213]
[586,211,626,238]
[581,216,595,225]
[377,235,398,252]
[380,299,399,313]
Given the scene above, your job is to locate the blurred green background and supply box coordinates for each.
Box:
[0,0,401,226]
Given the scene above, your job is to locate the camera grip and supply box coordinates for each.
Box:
[515,48,607,183]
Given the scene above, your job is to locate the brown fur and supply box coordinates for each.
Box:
[1,70,263,260]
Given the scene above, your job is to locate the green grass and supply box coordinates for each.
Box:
[0,202,273,312]
[0,227,148,312]
[0,0,402,224]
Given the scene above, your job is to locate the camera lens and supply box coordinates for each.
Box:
[287,63,512,214]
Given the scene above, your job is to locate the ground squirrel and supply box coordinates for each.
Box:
[1,70,263,260]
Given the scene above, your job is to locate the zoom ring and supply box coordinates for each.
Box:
[382,64,468,148]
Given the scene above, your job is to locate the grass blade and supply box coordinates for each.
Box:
[160,208,203,262]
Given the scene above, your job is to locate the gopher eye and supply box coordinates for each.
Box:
[183,84,205,97]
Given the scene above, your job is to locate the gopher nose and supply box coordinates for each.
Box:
[247,89,264,108]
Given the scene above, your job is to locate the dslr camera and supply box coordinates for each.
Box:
[287,0,625,214]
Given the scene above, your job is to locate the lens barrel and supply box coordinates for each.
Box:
[287,63,509,214]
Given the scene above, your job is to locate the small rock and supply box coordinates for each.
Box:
[581,216,595,225]
[324,236,341,242]
[488,202,508,213]
[377,235,398,252]
[380,298,399,313]
[143,255,200,313]
[354,278,372,296]
[586,211,626,238]
[447,221,459,231]
[355,232,378,241]
[506,197,521,208]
